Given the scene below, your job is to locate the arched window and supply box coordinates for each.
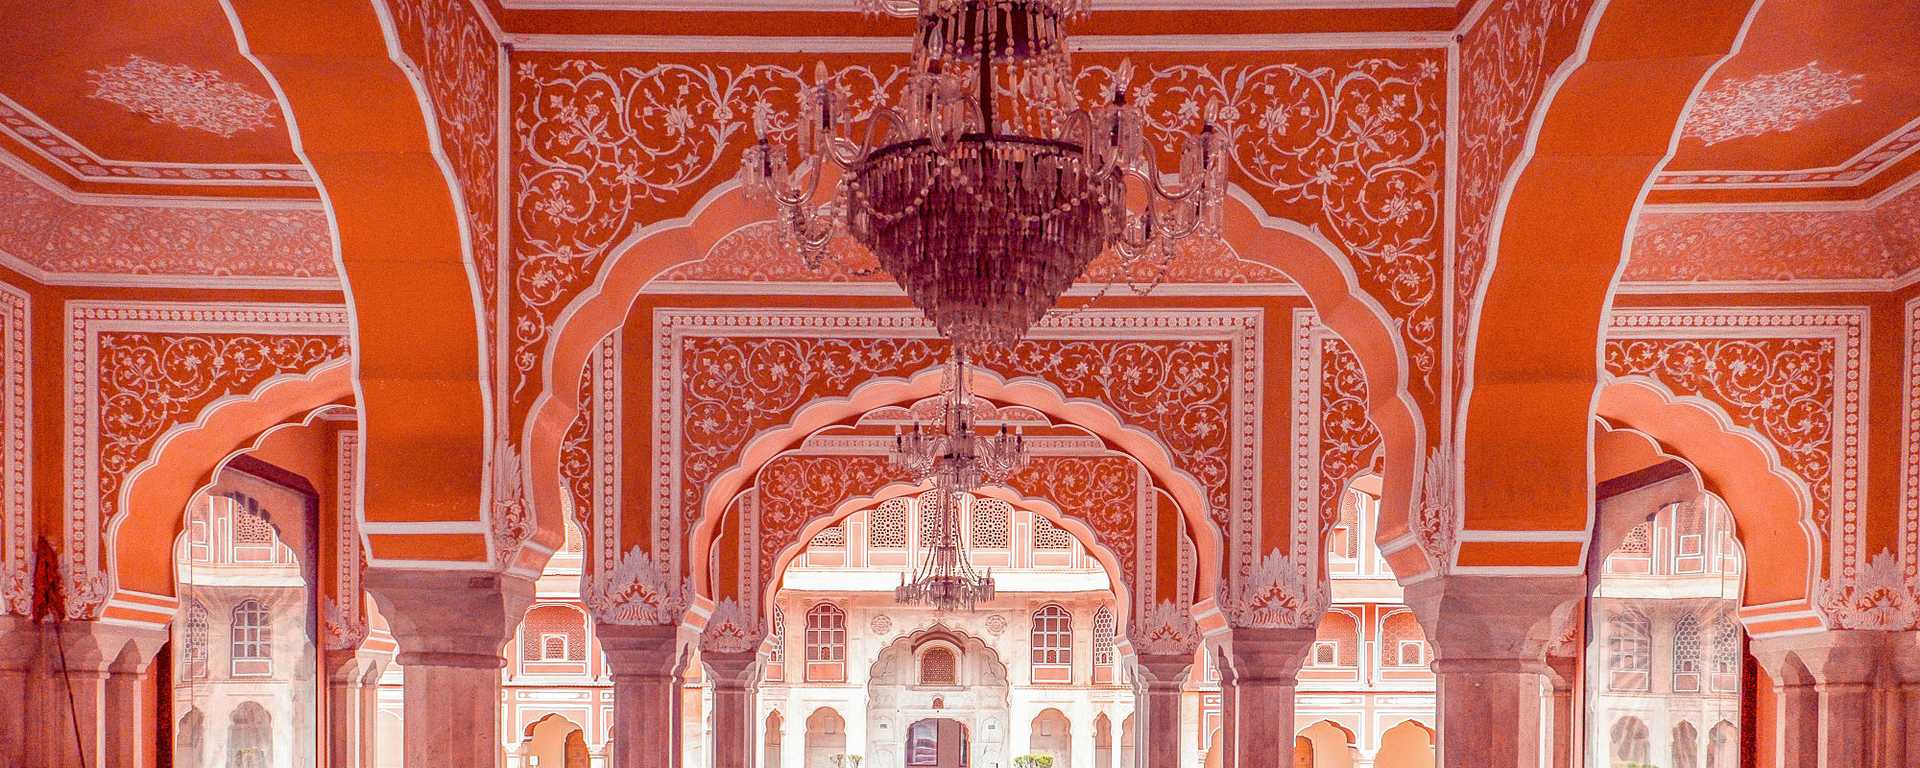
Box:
[1033,517,1074,550]
[971,499,1011,549]
[1672,614,1703,692]
[1710,618,1741,692]
[521,605,588,663]
[229,599,271,676]
[919,647,958,686]
[804,603,846,682]
[1091,606,1116,667]
[869,499,908,549]
[1031,604,1073,683]
[1313,612,1360,667]
[1329,489,1361,560]
[809,523,846,548]
[1607,611,1652,691]
[764,608,787,683]
[182,598,210,679]
[1610,717,1650,766]
[1673,721,1699,768]
[1705,721,1738,768]
[1380,611,1428,667]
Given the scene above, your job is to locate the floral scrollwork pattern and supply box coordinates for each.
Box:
[585,546,690,626]
[1219,548,1329,630]
[1129,599,1202,657]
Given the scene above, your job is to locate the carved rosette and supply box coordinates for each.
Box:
[321,595,370,651]
[1128,600,1202,657]
[1413,447,1457,572]
[1220,549,1329,630]
[585,546,689,626]
[700,598,766,654]
[1817,549,1920,631]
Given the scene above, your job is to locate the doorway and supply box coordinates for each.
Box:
[907,718,970,768]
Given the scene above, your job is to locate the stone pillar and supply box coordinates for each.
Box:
[3,619,167,768]
[1897,632,1920,768]
[1404,575,1584,768]
[1544,655,1578,768]
[365,569,535,768]
[704,649,761,768]
[0,615,37,768]
[1131,654,1192,768]
[100,625,169,768]
[1220,628,1315,768]
[360,661,386,768]
[599,622,687,768]
[326,651,382,768]
[1750,630,1886,767]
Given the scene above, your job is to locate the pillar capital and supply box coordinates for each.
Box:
[598,621,690,680]
[1221,627,1317,685]
[364,569,535,667]
[1403,574,1584,667]
[1130,653,1194,689]
[702,648,762,691]
[1750,628,1893,687]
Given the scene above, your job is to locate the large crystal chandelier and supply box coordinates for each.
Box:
[739,0,1228,355]
[890,353,1023,611]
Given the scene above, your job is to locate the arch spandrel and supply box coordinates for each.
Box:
[1455,0,1764,571]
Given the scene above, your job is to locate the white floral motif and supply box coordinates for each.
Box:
[321,595,370,651]
[701,597,765,653]
[1414,447,1456,571]
[585,546,689,626]
[1129,600,1201,656]
[0,282,24,616]
[1817,549,1920,631]
[1220,548,1329,630]
[86,55,278,138]
[490,438,531,567]
[1684,62,1864,146]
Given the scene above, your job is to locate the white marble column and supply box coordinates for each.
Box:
[1221,628,1316,768]
[365,569,535,768]
[1404,575,1584,768]
[1750,630,1890,767]
[1131,654,1191,768]
[598,622,687,768]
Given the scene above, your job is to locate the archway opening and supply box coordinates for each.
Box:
[805,708,850,768]
[1375,721,1435,768]
[908,718,971,767]
[1584,495,1745,768]
[763,488,1136,768]
[523,713,589,768]
[1298,720,1356,768]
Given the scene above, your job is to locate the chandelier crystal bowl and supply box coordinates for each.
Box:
[740,0,1228,355]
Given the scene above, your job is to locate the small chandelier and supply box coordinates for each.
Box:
[888,352,1029,492]
[896,489,997,612]
[739,0,1228,356]
[891,353,1021,611]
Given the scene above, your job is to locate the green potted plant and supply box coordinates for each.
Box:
[831,754,864,768]
[1014,755,1055,768]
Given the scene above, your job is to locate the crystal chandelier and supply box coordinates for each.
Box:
[890,353,1023,611]
[739,0,1229,355]
[895,489,997,612]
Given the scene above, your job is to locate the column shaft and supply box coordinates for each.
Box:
[1223,628,1314,768]
[365,569,534,768]
[1132,655,1191,768]
[600,623,687,768]
[1433,661,1547,768]
[705,649,761,768]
